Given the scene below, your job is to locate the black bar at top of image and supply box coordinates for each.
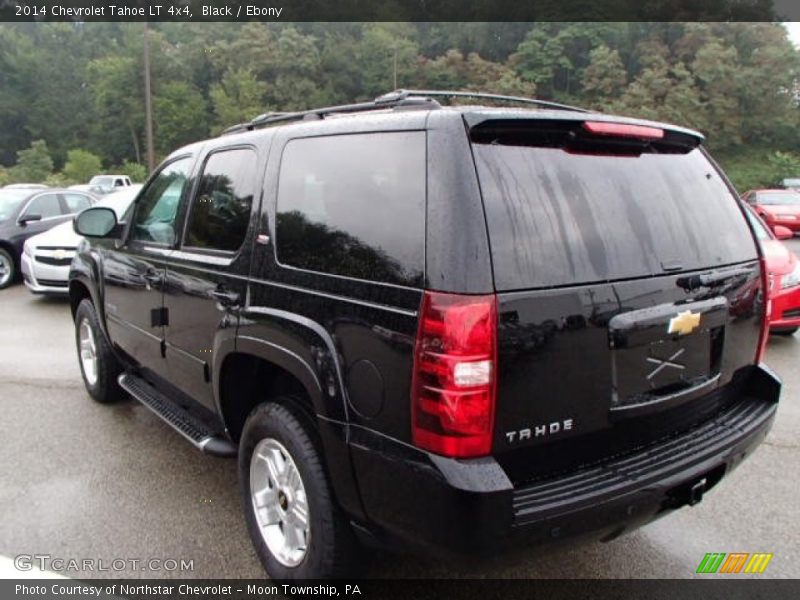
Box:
[0,0,798,22]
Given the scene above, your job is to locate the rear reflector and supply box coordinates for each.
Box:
[411,292,497,458]
[583,121,664,140]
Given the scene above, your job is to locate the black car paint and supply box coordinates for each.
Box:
[69,107,780,559]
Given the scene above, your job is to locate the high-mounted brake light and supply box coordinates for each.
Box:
[411,292,497,458]
[583,121,664,140]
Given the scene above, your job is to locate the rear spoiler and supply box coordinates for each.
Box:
[468,115,703,155]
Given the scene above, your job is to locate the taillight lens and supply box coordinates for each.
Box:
[411,292,497,458]
[756,257,771,363]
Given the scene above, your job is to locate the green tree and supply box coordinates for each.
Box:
[153,81,208,155]
[62,149,103,184]
[210,67,267,133]
[9,139,53,183]
[115,160,148,183]
[88,53,145,165]
[582,45,627,104]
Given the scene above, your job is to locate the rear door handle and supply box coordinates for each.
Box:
[210,288,240,307]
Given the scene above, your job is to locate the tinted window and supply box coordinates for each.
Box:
[63,193,93,213]
[131,158,192,245]
[276,132,425,286]
[473,143,758,290]
[185,148,256,252]
[25,193,62,219]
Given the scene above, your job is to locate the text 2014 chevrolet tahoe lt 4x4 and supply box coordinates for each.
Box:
[69,90,781,579]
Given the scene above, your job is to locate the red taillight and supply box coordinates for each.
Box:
[756,257,771,363]
[583,121,664,140]
[411,291,497,458]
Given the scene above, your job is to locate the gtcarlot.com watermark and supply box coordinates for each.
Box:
[14,554,194,573]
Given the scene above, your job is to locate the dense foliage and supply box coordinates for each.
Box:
[0,22,798,189]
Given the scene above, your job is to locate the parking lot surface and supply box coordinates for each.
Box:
[1,243,799,579]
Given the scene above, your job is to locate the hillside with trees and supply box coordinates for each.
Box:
[0,22,798,189]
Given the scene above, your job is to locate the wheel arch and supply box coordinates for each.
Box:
[215,342,324,444]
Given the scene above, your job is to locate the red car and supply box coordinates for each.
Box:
[742,188,800,234]
[745,206,800,335]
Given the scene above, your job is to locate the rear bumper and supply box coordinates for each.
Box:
[770,284,800,331]
[347,364,780,558]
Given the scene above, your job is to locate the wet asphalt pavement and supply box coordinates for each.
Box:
[1,242,798,579]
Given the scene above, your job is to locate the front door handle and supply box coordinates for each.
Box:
[210,288,240,307]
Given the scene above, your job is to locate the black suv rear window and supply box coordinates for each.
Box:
[473,137,757,291]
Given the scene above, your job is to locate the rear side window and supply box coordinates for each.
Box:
[275,132,425,287]
[63,193,92,213]
[473,138,758,290]
[184,148,256,252]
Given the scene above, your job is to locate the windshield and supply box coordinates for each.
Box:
[0,190,30,222]
[473,142,758,290]
[89,176,113,187]
[757,192,800,205]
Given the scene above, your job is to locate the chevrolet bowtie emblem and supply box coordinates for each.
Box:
[668,310,701,336]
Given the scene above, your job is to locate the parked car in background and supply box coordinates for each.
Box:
[744,205,800,336]
[69,184,96,193]
[742,189,800,235]
[88,175,133,195]
[22,185,141,294]
[3,183,48,190]
[781,178,800,191]
[0,187,95,289]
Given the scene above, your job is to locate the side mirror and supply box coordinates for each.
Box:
[773,225,794,241]
[18,213,42,225]
[74,207,119,238]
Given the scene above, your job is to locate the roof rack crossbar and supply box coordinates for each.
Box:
[220,89,589,136]
[381,89,590,113]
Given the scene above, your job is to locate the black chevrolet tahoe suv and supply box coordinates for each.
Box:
[69,90,781,579]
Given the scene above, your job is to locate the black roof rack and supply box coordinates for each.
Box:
[220,89,588,136]
[377,89,590,113]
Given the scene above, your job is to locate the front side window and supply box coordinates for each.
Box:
[24,193,62,219]
[184,148,256,252]
[131,157,192,245]
[275,132,425,287]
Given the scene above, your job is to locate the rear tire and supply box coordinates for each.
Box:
[239,400,357,579]
[75,299,124,403]
[0,248,15,289]
[772,327,798,336]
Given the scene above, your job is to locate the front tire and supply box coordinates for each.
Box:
[0,248,15,289]
[239,401,356,579]
[75,299,124,403]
